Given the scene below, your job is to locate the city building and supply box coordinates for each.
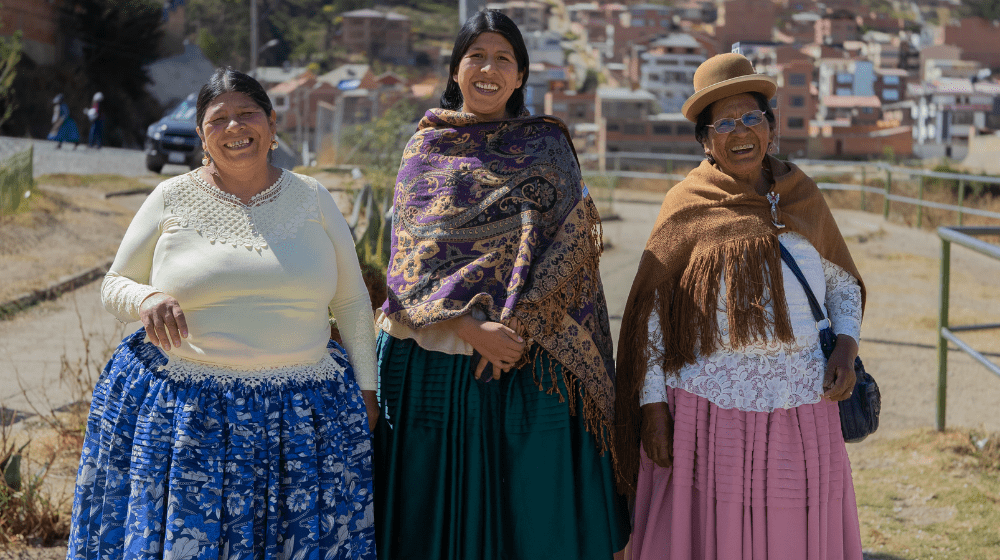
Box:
[0,0,58,64]
[636,33,707,113]
[940,17,1000,71]
[523,30,565,66]
[815,9,859,46]
[910,78,1000,160]
[714,0,775,52]
[485,1,549,32]
[340,9,411,63]
[597,86,701,160]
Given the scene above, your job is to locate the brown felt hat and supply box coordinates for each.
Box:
[681,53,777,122]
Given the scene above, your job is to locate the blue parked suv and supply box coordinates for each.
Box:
[145,93,202,173]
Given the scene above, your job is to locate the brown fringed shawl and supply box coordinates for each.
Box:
[384,109,616,451]
[612,155,866,495]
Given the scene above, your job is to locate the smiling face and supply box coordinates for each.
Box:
[703,93,774,183]
[452,32,523,121]
[196,91,276,173]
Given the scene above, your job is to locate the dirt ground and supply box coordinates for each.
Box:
[2,173,999,559]
[3,173,999,433]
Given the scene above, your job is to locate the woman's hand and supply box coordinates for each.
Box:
[823,334,858,401]
[641,401,674,468]
[361,390,379,432]
[139,293,188,351]
[448,314,525,380]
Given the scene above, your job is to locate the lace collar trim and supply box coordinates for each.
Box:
[189,168,289,208]
[163,170,320,251]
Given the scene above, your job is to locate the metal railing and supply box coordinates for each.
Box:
[935,226,1000,431]
[793,158,1000,227]
[572,153,1000,227]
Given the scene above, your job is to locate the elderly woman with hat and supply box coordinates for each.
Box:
[612,53,866,559]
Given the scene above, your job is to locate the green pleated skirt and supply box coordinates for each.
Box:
[374,331,630,560]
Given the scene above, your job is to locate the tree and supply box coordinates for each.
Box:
[0,28,21,130]
[963,0,1000,21]
[60,0,164,146]
[62,0,163,99]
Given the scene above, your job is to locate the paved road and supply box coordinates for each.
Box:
[0,135,193,178]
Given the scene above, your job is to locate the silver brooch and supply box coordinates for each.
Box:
[766,191,785,229]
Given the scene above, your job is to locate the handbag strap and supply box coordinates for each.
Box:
[778,242,829,327]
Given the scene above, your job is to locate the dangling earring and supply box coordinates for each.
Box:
[202,153,211,166]
[270,139,278,151]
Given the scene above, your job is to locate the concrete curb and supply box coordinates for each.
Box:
[0,260,113,320]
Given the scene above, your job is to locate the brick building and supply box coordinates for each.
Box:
[340,9,411,63]
[940,17,1000,71]
[0,0,58,64]
[714,0,775,52]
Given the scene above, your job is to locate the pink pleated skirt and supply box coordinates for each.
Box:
[631,388,864,560]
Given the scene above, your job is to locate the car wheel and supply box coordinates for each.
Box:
[146,154,164,174]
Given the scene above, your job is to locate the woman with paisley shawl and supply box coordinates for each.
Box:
[613,53,866,559]
[374,10,630,560]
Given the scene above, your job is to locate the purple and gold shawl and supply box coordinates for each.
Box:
[383,108,615,450]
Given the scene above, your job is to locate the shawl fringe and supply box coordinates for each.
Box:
[612,156,866,496]
[516,196,612,451]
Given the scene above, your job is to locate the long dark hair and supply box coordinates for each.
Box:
[440,10,530,117]
[196,67,274,130]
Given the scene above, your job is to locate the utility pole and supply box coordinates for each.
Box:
[250,0,258,77]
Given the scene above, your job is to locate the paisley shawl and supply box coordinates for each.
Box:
[383,108,615,451]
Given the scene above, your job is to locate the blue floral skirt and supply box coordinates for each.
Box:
[67,329,375,560]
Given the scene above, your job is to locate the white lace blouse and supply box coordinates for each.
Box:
[100,170,378,391]
[639,231,862,412]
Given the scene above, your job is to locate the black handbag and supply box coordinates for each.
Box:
[778,242,881,443]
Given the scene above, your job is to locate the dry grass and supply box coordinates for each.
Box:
[819,172,1000,244]
[0,306,120,548]
[853,428,1000,560]
[33,174,153,195]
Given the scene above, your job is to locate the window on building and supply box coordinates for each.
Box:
[676,124,694,135]
[650,74,660,81]
[836,88,852,96]
[653,124,673,134]
[789,73,807,86]
[633,18,645,26]
[953,111,974,125]
[790,95,805,107]
[624,123,646,135]
[883,75,899,85]
[882,89,899,101]
[788,117,805,129]
[836,73,853,84]
[607,123,620,131]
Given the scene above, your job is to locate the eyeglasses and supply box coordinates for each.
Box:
[707,110,765,134]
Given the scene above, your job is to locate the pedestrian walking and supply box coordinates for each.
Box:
[86,92,105,149]
[66,67,378,560]
[48,94,79,149]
